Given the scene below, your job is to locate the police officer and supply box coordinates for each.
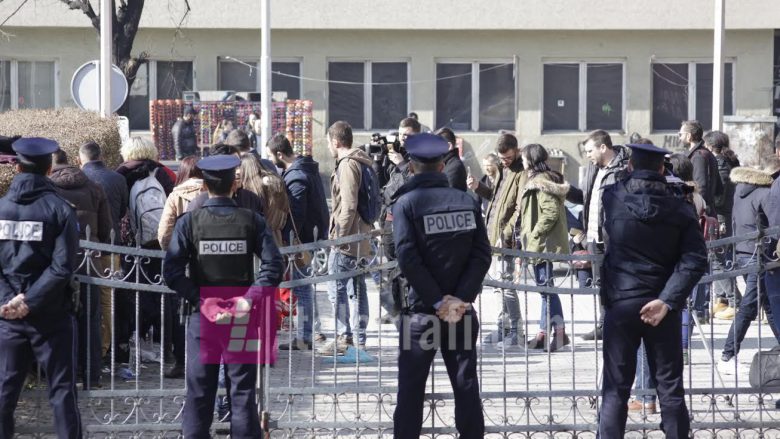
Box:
[164,155,283,438]
[391,133,491,439]
[598,143,708,438]
[0,138,82,439]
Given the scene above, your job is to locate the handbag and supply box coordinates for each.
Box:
[571,249,592,270]
[287,210,313,270]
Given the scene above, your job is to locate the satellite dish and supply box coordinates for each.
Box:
[71,60,128,113]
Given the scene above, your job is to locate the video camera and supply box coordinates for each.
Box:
[362,131,403,160]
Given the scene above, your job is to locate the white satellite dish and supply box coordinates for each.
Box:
[71,60,128,113]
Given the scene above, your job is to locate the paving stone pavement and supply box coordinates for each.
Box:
[12,271,780,437]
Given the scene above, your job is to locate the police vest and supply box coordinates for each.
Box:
[191,207,256,286]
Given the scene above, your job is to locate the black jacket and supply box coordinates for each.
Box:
[116,159,175,196]
[442,149,467,191]
[0,173,79,320]
[50,165,112,244]
[566,145,629,242]
[171,118,197,159]
[281,156,329,243]
[687,141,723,212]
[730,167,773,255]
[82,160,128,239]
[392,172,491,313]
[187,188,264,216]
[712,154,736,218]
[601,170,707,311]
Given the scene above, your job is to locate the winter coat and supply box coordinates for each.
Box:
[82,160,128,240]
[329,148,374,258]
[50,165,112,244]
[730,167,773,255]
[171,118,197,159]
[116,159,175,196]
[282,156,329,244]
[519,171,570,255]
[687,141,723,212]
[442,149,467,191]
[0,173,79,320]
[713,154,736,217]
[474,158,526,247]
[187,188,264,216]
[566,145,629,242]
[158,178,203,251]
[601,170,707,310]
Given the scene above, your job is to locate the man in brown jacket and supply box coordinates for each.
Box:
[321,121,374,355]
[468,133,526,348]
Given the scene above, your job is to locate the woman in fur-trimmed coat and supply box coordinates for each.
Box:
[519,143,571,352]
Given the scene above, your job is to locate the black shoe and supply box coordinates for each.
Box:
[527,333,546,349]
[545,332,571,353]
[581,327,603,341]
[278,339,313,351]
[164,364,185,379]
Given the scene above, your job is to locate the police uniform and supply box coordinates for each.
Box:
[163,155,283,439]
[598,144,708,438]
[391,134,491,439]
[0,138,82,439]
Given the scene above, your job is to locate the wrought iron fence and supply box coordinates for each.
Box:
[11,225,780,438]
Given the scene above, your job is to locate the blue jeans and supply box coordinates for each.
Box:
[634,341,657,403]
[328,251,369,344]
[293,265,314,342]
[536,262,563,332]
[723,255,780,359]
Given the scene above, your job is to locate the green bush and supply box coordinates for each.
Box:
[0,108,122,196]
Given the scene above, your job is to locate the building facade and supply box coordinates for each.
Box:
[0,0,778,181]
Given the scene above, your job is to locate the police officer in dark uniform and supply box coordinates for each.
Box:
[0,138,82,439]
[164,155,283,438]
[598,143,708,438]
[391,133,491,439]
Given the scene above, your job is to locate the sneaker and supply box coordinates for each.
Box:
[718,356,747,375]
[581,327,603,341]
[527,332,546,349]
[496,331,523,350]
[164,364,185,379]
[313,333,327,343]
[715,307,736,321]
[545,331,571,352]
[627,399,657,414]
[376,313,397,325]
[317,335,353,356]
[278,339,313,351]
[482,329,506,345]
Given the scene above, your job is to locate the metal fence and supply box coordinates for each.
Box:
[12,226,780,438]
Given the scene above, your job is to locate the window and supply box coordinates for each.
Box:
[156,61,194,100]
[218,58,301,99]
[0,60,57,111]
[436,61,515,131]
[124,60,194,130]
[327,60,408,130]
[543,62,624,132]
[652,62,734,131]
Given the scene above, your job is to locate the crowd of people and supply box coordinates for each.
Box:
[2,105,780,438]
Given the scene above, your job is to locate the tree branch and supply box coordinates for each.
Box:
[59,0,100,31]
[0,0,30,37]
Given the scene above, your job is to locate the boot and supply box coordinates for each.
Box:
[527,332,546,349]
[545,328,570,352]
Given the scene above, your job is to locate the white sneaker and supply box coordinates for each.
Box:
[718,357,748,376]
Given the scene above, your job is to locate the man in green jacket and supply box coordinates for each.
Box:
[468,133,526,348]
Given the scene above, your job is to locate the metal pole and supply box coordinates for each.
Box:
[99,0,113,118]
[260,0,271,158]
[712,0,725,130]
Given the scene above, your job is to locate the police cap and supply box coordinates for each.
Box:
[404,132,449,163]
[196,155,241,182]
[626,143,671,156]
[12,137,60,166]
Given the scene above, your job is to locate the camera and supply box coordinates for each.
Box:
[362,131,403,160]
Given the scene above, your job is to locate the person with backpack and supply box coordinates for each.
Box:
[320,121,376,354]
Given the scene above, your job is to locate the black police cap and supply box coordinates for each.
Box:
[196,155,241,182]
[12,137,60,166]
[404,132,449,163]
[626,143,671,156]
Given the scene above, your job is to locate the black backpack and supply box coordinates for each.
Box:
[337,157,382,225]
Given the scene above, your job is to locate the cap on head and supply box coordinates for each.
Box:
[196,154,241,183]
[404,132,449,163]
[12,137,59,164]
[625,143,670,156]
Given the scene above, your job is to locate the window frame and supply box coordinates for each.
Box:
[326,58,411,132]
[540,59,627,134]
[434,58,517,132]
[148,59,197,100]
[650,58,737,133]
[0,58,60,110]
[217,56,303,99]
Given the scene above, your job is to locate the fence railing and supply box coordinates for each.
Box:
[12,226,780,438]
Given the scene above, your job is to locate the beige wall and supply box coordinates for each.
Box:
[3,0,780,30]
[0,27,774,184]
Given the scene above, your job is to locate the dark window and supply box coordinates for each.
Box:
[127,63,149,130]
[0,61,9,112]
[586,64,623,131]
[543,64,579,131]
[219,58,256,92]
[479,63,515,131]
[652,63,689,131]
[695,63,734,130]
[272,62,300,100]
[436,63,472,131]
[328,62,364,128]
[372,62,407,130]
[157,61,193,100]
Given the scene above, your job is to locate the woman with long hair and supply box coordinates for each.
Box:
[239,153,289,245]
[519,144,571,352]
